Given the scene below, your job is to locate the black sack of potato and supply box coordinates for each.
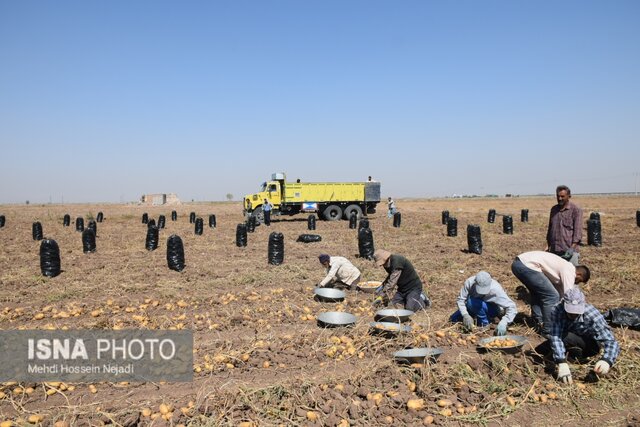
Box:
[467,224,482,255]
[604,308,640,330]
[167,234,185,272]
[358,227,375,260]
[40,239,61,277]
[297,234,321,243]
[268,232,285,265]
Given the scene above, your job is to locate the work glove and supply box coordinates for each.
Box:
[495,319,508,336]
[562,248,575,260]
[373,296,385,307]
[462,314,474,332]
[557,362,572,384]
[594,360,610,375]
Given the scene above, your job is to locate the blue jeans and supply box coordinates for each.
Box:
[450,298,500,327]
[511,257,559,335]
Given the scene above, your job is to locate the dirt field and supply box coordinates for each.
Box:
[1,196,639,426]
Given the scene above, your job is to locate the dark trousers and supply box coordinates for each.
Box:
[511,257,559,335]
[391,288,429,312]
[264,210,271,226]
[535,331,600,360]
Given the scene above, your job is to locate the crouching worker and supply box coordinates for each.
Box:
[535,288,620,384]
[450,271,517,336]
[372,250,430,312]
[317,254,361,290]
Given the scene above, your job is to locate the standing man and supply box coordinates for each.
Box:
[511,250,590,337]
[317,254,361,290]
[536,288,620,384]
[372,249,430,312]
[263,199,272,226]
[547,185,583,266]
[387,197,397,218]
[450,271,517,336]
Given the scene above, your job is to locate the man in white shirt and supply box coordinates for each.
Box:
[317,254,361,290]
[511,251,590,337]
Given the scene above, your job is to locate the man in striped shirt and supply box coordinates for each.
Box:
[539,288,620,384]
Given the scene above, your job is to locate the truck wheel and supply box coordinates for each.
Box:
[343,205,363,220]
[252,207,265,224]
[323,205,343,221]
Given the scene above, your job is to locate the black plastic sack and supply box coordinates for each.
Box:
[589,212,600,221]
[637,210,640,227]
[503,215,513,234]
[96,212,104,223]
[587,219,602,246]
[467,224,482,255]
[246,215,256,233]
[393,212,401,228]
[195,218,204,235]
[604,308,640,330]
[349,212,357,229]
[63,214,70,227]
[142,213,148,224]
[82,229,96,253]
[447,217,457,237]
[268,232,285,265]
[487,209,496,223]
[358,218,370,231]
[87,220,97,237]
[441,210,449,225]
[189,212,196,224]
[32,221,43,241]
[171,210,177,221]
[158,215,166,229]
[297,234,321,243]
[76,217,84,232]
[236,224,247,247]
[358,227,375,260]
[209,214,216,228]
[147,219,156,229]
[146,225,159,251]
[521,209,529,223]
[167,234,185,272]
[40,239,61,277]
[308,215,316,231]
[0,215,5,228]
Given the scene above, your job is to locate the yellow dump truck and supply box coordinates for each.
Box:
[244,173,381,223]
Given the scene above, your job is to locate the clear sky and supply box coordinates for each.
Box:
[1,1,639,204]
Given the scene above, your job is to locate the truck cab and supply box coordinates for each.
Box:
[244,173,286,222]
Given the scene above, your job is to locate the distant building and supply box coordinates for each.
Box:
[140,193,181,206]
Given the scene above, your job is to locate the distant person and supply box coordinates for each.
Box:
[535,288,620,384]
[367,176,377,182]
[511,250,590,337]
[387,197,397,218]
[372,250,430,312]
[317,254,361,290]
[263,199,272,226]
[296,178,301,183]
[546,185,583,266]
[450,271,517,336]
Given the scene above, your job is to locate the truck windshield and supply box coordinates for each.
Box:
[260,182,267,192]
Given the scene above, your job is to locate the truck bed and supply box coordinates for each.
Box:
[283,182,380,203]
